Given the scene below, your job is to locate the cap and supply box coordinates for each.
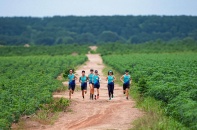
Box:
[109,70,113,73]
[95,70,98,73]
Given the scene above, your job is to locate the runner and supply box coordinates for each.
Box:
[79,70,88,99]
[106,70,116,100]
[68,69,78,100]
[120,70,132,100]
[88,69,94,100]
[93,70,100,100]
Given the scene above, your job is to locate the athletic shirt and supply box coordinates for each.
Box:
[108,75,114,83]
[88,73,94,83]
[68,74,75,83]
[93,75,99,84]
[124,74,130,84]
[80,76,87,83]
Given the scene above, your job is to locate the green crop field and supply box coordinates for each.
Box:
[1,41,197,129]
[102,53,197,129]
[0,44,89,56]
[0,45,88,129]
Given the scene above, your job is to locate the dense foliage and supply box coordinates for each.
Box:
[0,15,197,45]
[0,44,89,56]
[0,55,87,129]
[102,53,197,129]
[97,38,197,55]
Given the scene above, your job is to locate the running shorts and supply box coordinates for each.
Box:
[69,81,76,91]
[94,83,100,89]
[81,82,87,90]
[123,83,130,90]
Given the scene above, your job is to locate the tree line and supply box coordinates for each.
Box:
[0,15,197,45]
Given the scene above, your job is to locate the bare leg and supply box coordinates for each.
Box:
[97,89,99,99]
[69,89,72,99]
[90,84,94,100]
[91,84,94,95]
[94,88,97,100]
[82,90,84,99]
[126,88,129,100]
[89,84,92,99]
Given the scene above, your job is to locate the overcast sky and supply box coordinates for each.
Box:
[1,0,197,17]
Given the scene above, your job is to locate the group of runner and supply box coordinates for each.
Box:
[68,69,132,100]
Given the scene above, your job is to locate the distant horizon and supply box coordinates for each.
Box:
[1,0,197,17]
[0,14,197,18]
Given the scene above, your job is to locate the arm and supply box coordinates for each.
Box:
[79,77,81,83]
[86,76,89,82]
[113,76,116,82]
[99,76,101,82]
[130,77,132,84]
[106,76,108,81]
[120,75,124,83]
[74,75,78,80]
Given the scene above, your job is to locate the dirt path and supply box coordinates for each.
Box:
[21,46,143,130]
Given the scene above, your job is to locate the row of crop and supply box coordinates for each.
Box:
[0,44,89,56]
[97,40,197,55]
[102,53,197,129]
[0,55,87,129]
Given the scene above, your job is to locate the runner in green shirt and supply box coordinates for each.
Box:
[68,69,78,100]
[79,70,88,99]
[120,70,132,100]
[88,69,94,100]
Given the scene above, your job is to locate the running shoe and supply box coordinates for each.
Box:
[112,94,114,98]
[109,97,111,100]
[126,97,128,100]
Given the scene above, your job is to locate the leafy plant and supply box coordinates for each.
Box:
[0,55,87,129]
[102,52,197,129]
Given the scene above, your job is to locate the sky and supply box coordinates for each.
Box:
[0,0,197,17]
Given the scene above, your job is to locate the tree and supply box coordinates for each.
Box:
[99,31,121,42]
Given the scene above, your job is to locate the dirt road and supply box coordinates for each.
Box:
[49,52,142,129]
[20,47,143,130]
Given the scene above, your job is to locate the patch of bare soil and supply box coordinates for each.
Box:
[24,44,30,47]
[89,46,97,51]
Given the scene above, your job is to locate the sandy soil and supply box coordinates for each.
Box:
[89,46,97,51]
[13,46,143,130]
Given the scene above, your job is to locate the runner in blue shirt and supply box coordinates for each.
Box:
[120,70,132,100]
[88,69,94,100]
[106,70,116,100]
[79,70,88,99]
[93,70,100,100]
[68,69,78,100]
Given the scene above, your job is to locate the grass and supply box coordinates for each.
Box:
[12,97,70,130]
[130,83,189,130]
[55,85,68,93]
[90,50,97,54]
